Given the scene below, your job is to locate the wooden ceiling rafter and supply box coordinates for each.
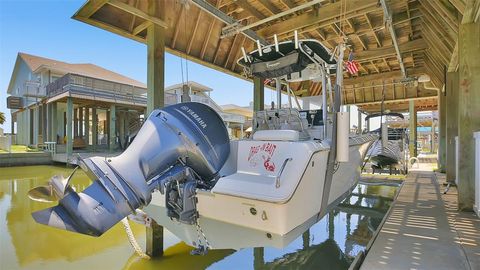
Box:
[72,0,460,113]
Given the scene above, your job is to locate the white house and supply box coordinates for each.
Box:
[6,53,247,157]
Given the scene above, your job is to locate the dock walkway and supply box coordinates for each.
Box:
[52,152,121,164]
[361,159,480,270]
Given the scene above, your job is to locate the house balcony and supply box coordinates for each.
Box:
[24,80,46,98]
[45,73,147,106]
[44,74,246,124]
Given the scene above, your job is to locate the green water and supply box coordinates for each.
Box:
[0,165,399,270]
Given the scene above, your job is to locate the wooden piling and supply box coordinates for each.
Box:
[146,219,163,258]
[457,18,480,211]
[146,0,165,115]
[253,77,265,112]
[109,105,116,151]
[145,0,165,257]
[409,100,417,157]
[446,71,459,182]
[438,89,447,172]
[66,97,73,159]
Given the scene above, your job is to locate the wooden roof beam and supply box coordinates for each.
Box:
[234,0,267,19]
[428,0,460,28]
[370,61,380,73]
[230,35,246,71]
[224,34,240,68]
[462,0,480,23]
[257,0,378,38]
[200,0,221,59]
[128,0,139,32]
[107,0,168,28]
[132,20,151,36]
[354,38,427,62]
[276,7,420,44]
[279,0,296,9]
[75,0,108,18]
[380,0,407,78]
[344,67,427,85]
[447,42,459,72]
[356,35,368,50]
[257,0,282,15]
[346,18,356,32]
[419,5,456,42]
[364,14,382,47]
[357,62,369,74]
[187,10,203,54]
[171,7,186,49]
[448,0,480,71]
[422,33,450,64]
[383,58,392,71]
[191,0,267,44]
[419,0,458,34]
[449,0,466,14]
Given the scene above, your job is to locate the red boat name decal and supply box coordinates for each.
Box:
[247,143,277,172]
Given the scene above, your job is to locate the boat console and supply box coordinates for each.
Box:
[253,108,326,141]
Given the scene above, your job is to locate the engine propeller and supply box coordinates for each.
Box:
[28,167,78,203]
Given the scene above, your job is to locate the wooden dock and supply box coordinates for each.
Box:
[52,152,121,164]
[361,160,480,269]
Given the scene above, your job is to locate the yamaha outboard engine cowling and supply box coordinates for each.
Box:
[30,102,230,236]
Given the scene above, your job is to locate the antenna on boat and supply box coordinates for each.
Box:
[320,63,328,139]
[241,47,249,63]
[275,78,282,110]
[286,83,292,108]
[274,34,279,52]
[256,40,263,56]
[294,30,299,49]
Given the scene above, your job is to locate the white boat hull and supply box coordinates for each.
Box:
[144,135,374,249]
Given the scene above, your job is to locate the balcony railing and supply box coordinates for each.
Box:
[45,74,246,123]
[220,112,245,124]
[46,73,147,105]
[24,80,45,97]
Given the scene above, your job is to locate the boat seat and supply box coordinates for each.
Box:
[213,172,291,203]
[253,130,300,141]
[213,140,319,203]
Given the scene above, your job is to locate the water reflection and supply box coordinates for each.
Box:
[0,166,398,270]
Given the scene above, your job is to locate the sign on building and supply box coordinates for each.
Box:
[7,96,23,109]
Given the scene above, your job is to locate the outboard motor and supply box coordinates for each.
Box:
[29,102,230,236]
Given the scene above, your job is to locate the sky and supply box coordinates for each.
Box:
[0,0,371,132]
[0,0,287,131]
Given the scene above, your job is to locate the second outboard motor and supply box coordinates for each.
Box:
[29,102,230,236]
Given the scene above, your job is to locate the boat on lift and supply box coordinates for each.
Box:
[365,113,407,174]
[28,36,376,252]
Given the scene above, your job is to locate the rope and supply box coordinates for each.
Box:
[121,218,151,259]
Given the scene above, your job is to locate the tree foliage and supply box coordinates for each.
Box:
[0,112,5,125]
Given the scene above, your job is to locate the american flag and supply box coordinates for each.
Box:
[345,52,359,75]
[264,78,272,85]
